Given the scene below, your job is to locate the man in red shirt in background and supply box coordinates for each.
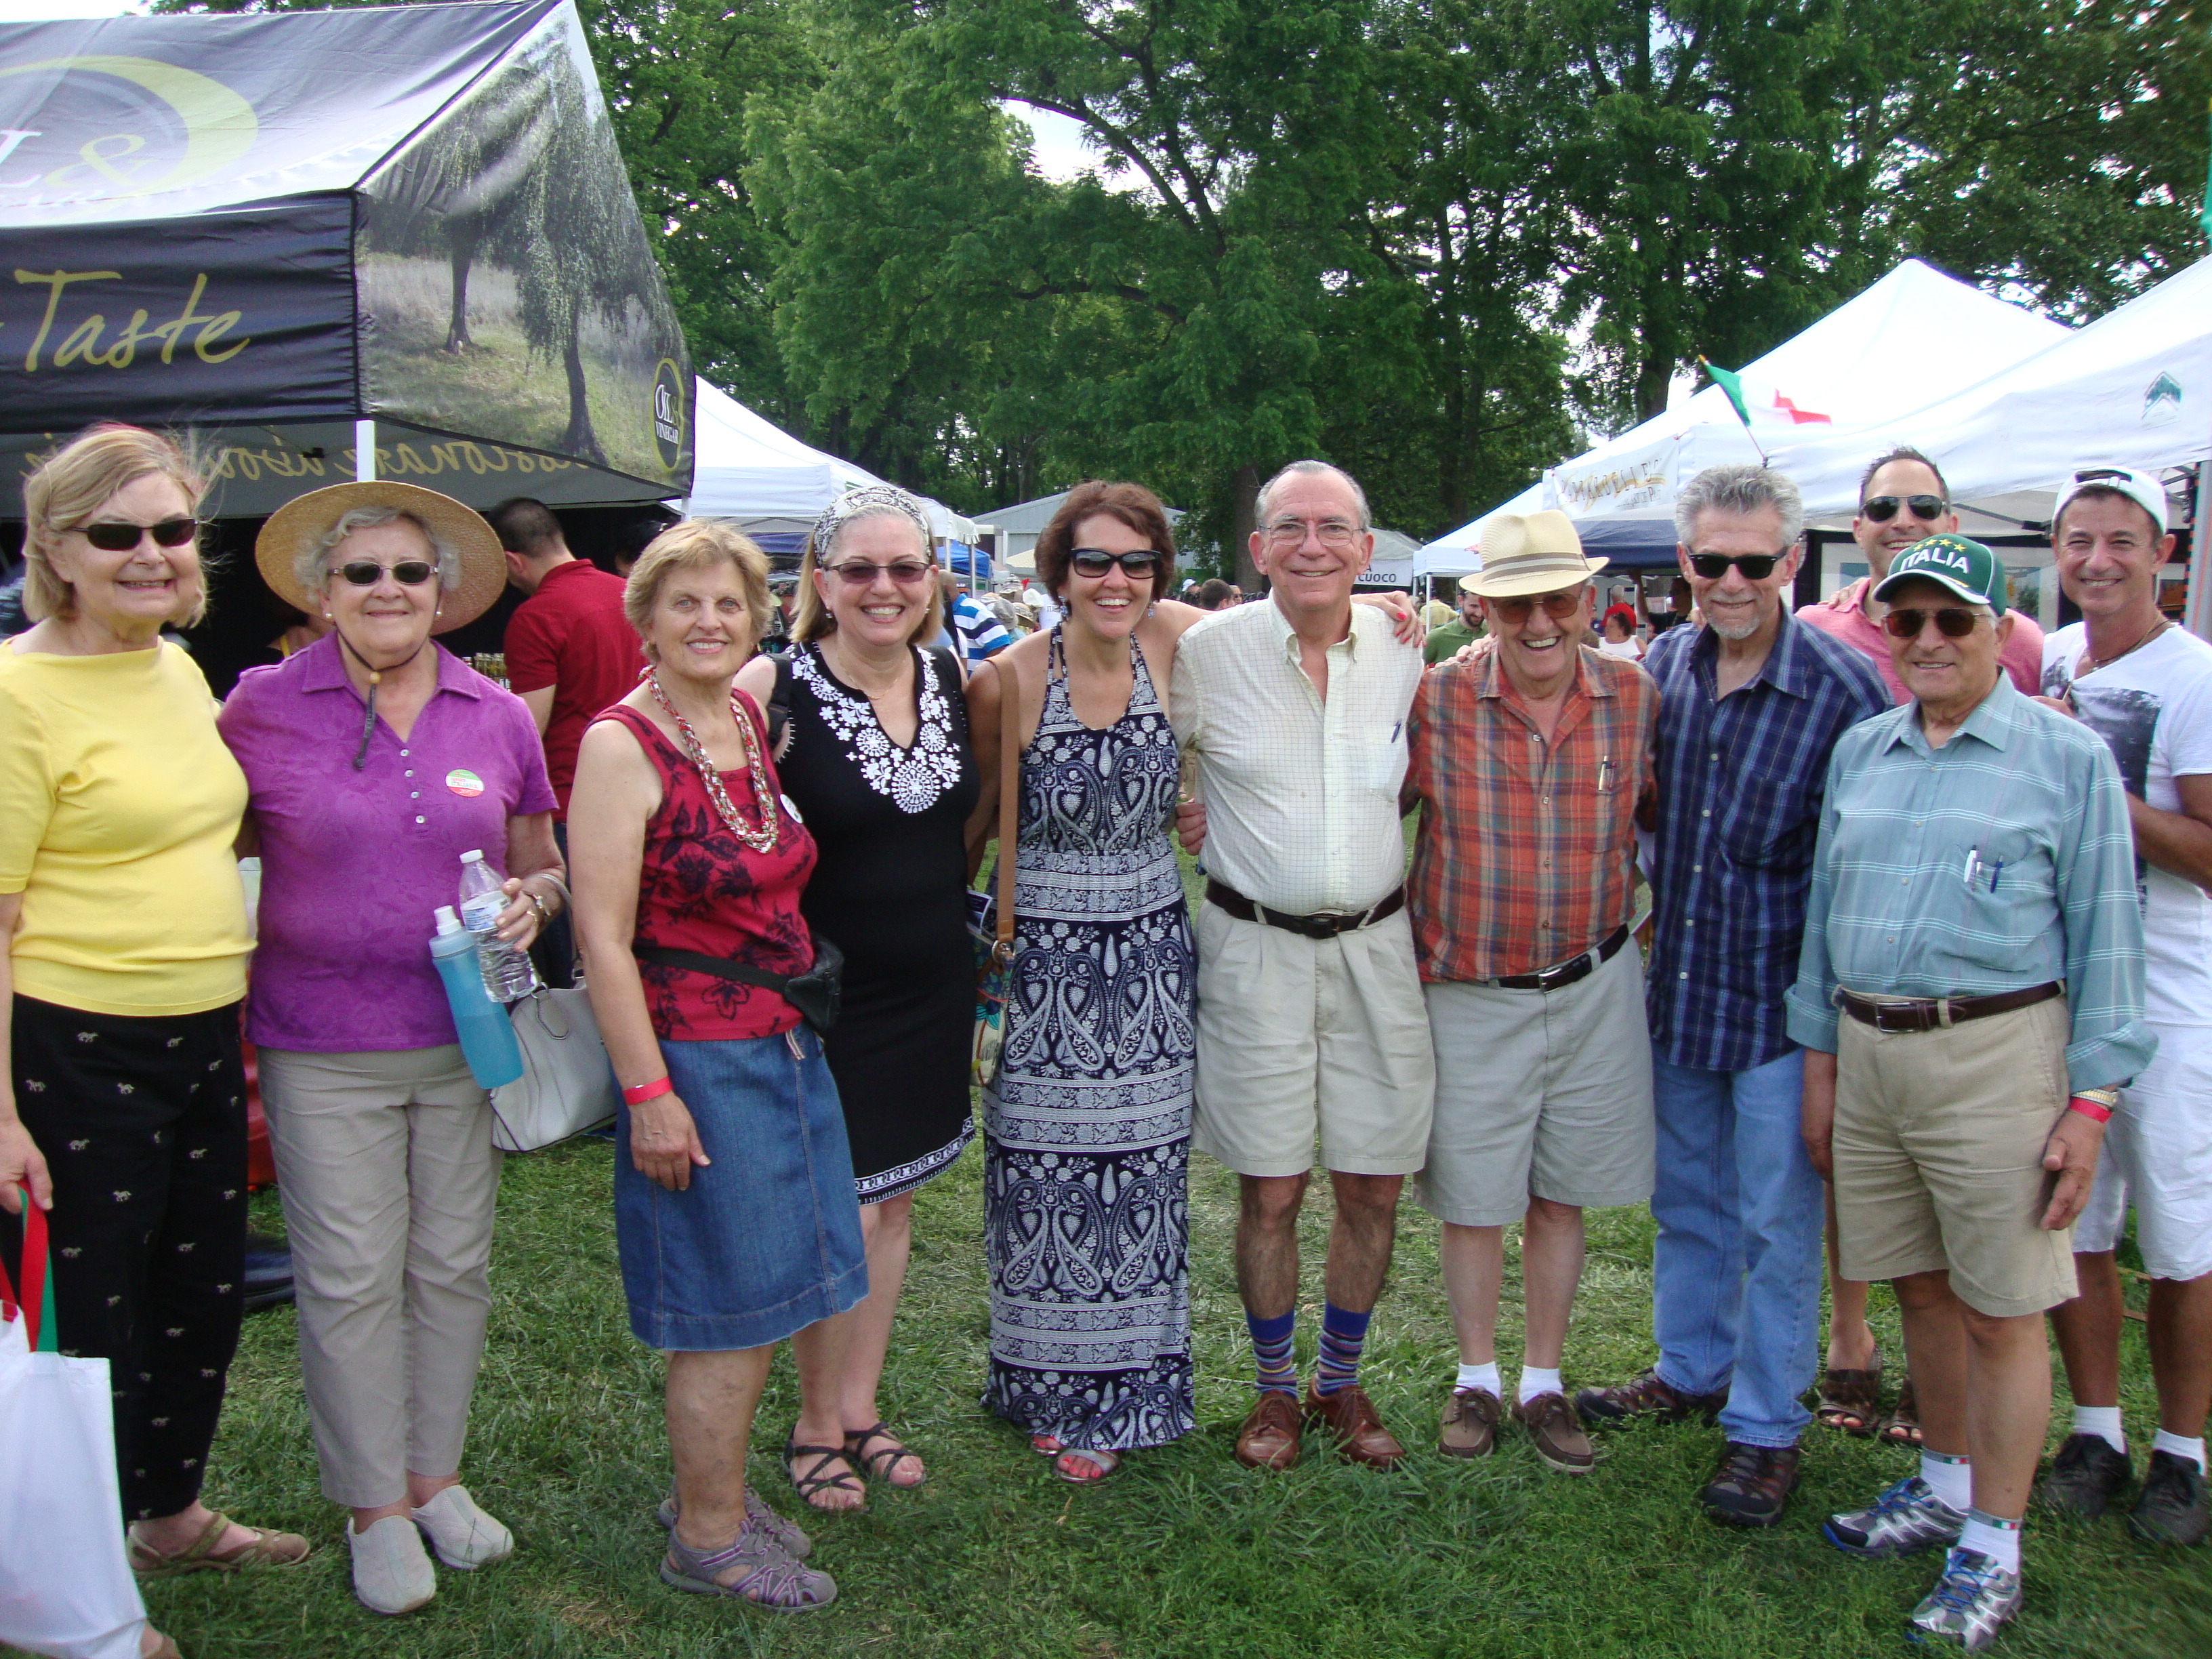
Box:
[491,497,641,987]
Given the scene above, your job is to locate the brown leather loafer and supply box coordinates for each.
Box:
[1303,1382,1406,1468]
[1513,1391,1595,1473]
[1439,1387,1502,1458]
[1235,1389,1304,1471]
[1574,1367,1727,1428]
[1700,1441,1801,1528]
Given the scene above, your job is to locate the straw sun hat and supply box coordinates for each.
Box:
[1461,509,1610,598]
[255,481,507,634]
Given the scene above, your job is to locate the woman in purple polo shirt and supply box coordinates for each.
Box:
[217,482,565,1617]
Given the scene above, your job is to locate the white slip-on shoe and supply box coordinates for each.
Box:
[410,1484,515,1570]
[349,1515,435,1615]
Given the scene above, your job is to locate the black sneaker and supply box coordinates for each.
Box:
[2034,1432,2133,1519]
[1700,1441,1799,1528]
[2128,1449,2209,1547]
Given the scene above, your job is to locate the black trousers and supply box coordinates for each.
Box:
[9,995,248,1521]
[529,819,577,990]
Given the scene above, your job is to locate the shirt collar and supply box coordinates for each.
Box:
[1889,672,2016,755]
[296,631,481,700]
[1267,594,1361,661]
[535,558,593,593]
[1688,606,1811,699]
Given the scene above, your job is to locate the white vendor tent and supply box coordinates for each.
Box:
[1416,260,2070,577]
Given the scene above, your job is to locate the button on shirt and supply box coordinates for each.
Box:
[1645,611,1889,1071]
[1784,676,2154,1090]
[1405,643,1656,982]
[1172,598,1422,916]
[218,635,556,1053]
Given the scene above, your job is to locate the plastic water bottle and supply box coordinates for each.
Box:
[458,849,539,1002]
[428,907,524,1088]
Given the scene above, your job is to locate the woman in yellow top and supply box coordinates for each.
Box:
[0,426,309,1654]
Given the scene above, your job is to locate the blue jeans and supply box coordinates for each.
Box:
[1650,1048,1823,1448]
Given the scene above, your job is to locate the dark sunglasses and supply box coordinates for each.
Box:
[1069,548,1162,578]
[1881,606,1983,640]
[337,559,437,587]
[1860,495,1946,524]
[77,517,198,551]
[1490,591,1584,622]
[1687,552,1784,581]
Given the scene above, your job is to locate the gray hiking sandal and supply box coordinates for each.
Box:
[661,1522,836,1612]
[655,1487,813,1559]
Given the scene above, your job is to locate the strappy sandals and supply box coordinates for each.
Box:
[783,1434,867,1513]
[662,1521,836,1612]
[1816,1349,1884,1437]
[126,1512,312,1577]
[1031,1433,1121,1483]
[843,1422,926,1489]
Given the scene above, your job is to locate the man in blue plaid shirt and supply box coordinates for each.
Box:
[1574,465,1887,1528]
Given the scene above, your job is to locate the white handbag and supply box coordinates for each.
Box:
[489,984,620,1153]
[0,1202,150,1659]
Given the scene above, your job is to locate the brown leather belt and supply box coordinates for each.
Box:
[1839,982,2062,1035]
[1205,878,1404,941]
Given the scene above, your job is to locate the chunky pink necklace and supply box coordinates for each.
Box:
[646,671,781,853]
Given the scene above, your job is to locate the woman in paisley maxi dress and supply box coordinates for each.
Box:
[964,483,1216,1481]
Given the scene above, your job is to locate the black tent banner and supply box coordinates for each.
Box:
[0,0,693,514]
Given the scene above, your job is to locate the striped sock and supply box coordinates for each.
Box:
[1314,1301,1371,1397]
[1248,1309,1297,1395]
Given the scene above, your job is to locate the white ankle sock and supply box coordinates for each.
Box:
[1456,1361,1502,1397]
[1517,1366,1563,1405]
[2072,1405,2127,1454]
[2152,1429,2207,1472]
[1919,1449,1973,1513]
[1957,1510,2022,1575]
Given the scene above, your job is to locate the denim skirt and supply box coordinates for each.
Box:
[614,1024,868,1351]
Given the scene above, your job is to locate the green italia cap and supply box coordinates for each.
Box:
[1872,532,2006,615]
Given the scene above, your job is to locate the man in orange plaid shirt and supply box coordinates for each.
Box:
[1406,509,1658,1477]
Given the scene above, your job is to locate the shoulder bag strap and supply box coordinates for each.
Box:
[994,656,1020,961]
[0,1189,56,1352]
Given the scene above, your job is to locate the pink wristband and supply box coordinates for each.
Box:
[2067,1095,2113,1124]
[623,1076,674,1107]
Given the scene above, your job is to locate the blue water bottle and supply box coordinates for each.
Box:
[430,905,523,1088]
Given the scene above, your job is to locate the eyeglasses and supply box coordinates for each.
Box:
[1881,606,1984,640]
[1488,591,1586,623]
[337,560,437,587]
[823,559,935,586]
[1069,548,1162,577]
[75,518,198,552]
[1687,552,1785,581]
[1860,495,1946,524]
[1262,518,1361,549]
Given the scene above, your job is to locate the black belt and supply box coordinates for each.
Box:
[1839,982,2061,1034]
[1205,878,1404,941]
[1482,925,1632,992]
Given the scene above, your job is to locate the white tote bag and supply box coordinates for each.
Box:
[489,983,620,1153]
[0,1202,148,1659]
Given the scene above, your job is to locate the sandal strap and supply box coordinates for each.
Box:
[784,1439,863,1498]
[1057,1446,1118,1477]
[130,1511,230,1568]
[843,1422,914,1476]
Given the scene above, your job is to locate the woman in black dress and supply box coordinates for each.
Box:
[735,486,977,1510]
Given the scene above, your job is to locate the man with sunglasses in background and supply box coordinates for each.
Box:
[1574,466,1887,1526]
[1402,510,1656,1477]
[2030,466,2212,1547]
[1171,459,1432,1473]
[1788,532,2149,1649]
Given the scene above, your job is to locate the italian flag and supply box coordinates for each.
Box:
[1700,357,1832,429]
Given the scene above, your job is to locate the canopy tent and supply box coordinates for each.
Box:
[1415,260,2070,577]
[1768,254,2212,528]
[687,377,984,569]
[0,0,695,514]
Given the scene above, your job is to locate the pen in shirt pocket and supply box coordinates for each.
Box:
[1596,756,1616,793]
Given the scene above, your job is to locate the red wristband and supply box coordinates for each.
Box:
[623,1076,674,1107]
[2067,1095,2114,1124]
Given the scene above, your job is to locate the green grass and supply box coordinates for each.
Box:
[130,1138,2205,1658]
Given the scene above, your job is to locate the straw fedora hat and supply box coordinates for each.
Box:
[255,481,506,634]
[1462,510,1609,598]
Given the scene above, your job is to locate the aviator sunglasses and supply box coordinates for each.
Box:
[1881,606,1982,640]
[1489,591,1585,622]
[823,558,935,586]
[1069,548,1162,577]
[77,517,199,552]
[1687,552,1784,580]
[337,559,437,587]
[1860,494,1946,524]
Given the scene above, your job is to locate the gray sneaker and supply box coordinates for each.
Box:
[1906,1547,2022,1650]
[1823,1475,1967,1558]
[2127,1450,2209,1547]
[2034,1432,2133,1519]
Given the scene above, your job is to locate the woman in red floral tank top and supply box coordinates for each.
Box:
[571,522,863,1613]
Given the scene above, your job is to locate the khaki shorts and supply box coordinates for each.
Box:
[1833,994,2077,1317]
[1191,901,1435,1177]
[1414,944,1655,1226]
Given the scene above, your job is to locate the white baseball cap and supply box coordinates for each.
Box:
[2055,465,2168,535]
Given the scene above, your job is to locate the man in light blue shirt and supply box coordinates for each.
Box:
[1788,533,2150,1651]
